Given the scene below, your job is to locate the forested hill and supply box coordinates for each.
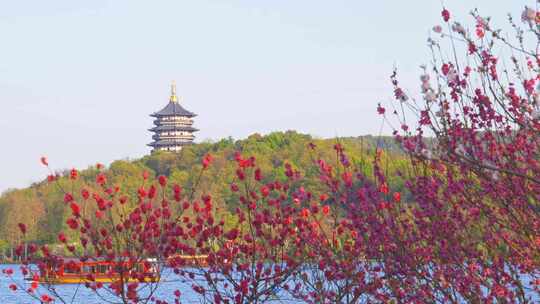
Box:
[0,131,407,254]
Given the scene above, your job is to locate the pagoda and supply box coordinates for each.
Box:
[148,81,198,152]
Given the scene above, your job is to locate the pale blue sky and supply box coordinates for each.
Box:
[0,0,525,191]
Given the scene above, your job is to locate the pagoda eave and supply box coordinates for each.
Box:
[150,113,197,118]
[148,126,199,132]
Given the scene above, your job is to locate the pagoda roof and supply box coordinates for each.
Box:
[149,125,199,132]
[151,102,196,118]
[148,140,195,147]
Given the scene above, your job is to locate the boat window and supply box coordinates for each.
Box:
[98,265,109,273]
[82,265,95,273]
[114,265,128,273]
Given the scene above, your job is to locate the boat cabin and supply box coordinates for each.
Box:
[33,258,159,284]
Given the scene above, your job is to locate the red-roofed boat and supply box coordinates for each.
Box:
[29,258,160,284]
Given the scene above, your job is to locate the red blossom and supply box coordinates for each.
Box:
[378,201,390,210]
[464,66,472,76]
[254,168,262,181]
[341,171,353,187]
[158,175,167,187]
[81,189,90,200]
[377,103,386,115]
[40,156,48,166]
[441,8,450,22]
[260,186,270,197]
[236,169,245,180]
[476,27,485,38]
[66,218,78,230]
[441,63,450,75]
[70,168,78,180]
[468,42,477,54]
[70,202,81,217]
[322,205,330,215]
[393,192,401,202]
[148,185,156,198]
[202,153,213,169]
[96,173,107,185]
[18,223,26,234]
[173,184,182,201]
[64,193,74,203]
[300,208,310,218]
[138,186,147,198]
[379,182,389,194]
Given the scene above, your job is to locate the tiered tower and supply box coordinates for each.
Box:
[148,81,198,152]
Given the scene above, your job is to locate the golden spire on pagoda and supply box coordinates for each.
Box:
[170,80,178,103]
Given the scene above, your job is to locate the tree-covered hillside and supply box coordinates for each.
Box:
[0,131,407,258]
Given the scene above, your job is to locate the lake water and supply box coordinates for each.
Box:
[0,264,302,303]
[0,264,205,303]
[1,264,538,303]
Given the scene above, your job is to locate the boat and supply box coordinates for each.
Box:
[28,258,160,284]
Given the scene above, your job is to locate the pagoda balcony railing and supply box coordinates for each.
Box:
[153,121,194,127]
[155,118,193,123]
[159,116,193,122]
[152,135,195,140]
[153,132,195,136]
[153,138,195,142]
